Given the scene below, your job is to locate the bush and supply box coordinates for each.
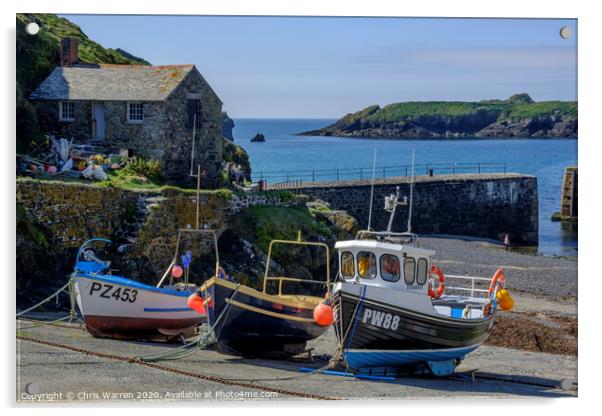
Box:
[125,157,163,182]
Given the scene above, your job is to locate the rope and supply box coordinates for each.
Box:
[222,285,369,383]
[345,285,367,349]
[135,283,241,362]
[16,277,83,332]
[16,280,72,317]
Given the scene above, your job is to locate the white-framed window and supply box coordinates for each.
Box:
[404,257,416,285]
[340,251,355,278]
[59,101,75,121]
[127,102,144,123]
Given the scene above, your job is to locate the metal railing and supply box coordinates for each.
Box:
[443,274,492,299]
[254,162,507,183]
[269,179,303,190]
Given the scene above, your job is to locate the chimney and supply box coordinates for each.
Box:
[60,37,79,67]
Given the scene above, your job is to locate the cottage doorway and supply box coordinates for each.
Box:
[92,102,106,141]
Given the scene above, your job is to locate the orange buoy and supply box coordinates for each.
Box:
[172,265,184,279]
[187,293,206,314]
[313,300,333,326]
[496,289,515,311]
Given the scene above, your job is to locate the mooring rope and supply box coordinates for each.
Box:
[16,280,73,317]
[134,283,241,362]
[221,284,368,383]
[16,278,82,332]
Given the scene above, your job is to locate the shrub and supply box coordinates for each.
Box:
[125,157,163,182]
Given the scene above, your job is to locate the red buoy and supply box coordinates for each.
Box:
[171,265,183,279]
[313,301,333,326]
[187,293,206,315]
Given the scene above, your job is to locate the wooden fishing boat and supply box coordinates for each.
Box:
[199,239,332,356]
[72,229,217,340]
[332,186,514,376]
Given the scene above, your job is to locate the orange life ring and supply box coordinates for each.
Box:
[488,268,506,297]
[428,265,446,299]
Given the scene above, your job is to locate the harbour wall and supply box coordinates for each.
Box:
[16,178,287,295]
[289,173,538,245]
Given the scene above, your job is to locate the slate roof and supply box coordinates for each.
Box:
[30,64,195,101]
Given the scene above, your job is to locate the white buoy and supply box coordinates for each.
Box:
[25,22,40,35]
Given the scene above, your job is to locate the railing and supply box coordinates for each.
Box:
[264,276,328,297]
[269,179,303,191]
[254,162,507,183]
[442,274,492,299]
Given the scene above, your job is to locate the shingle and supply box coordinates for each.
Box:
[30,64,195,101]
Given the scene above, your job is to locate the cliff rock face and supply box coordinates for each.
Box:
[299,94,577,139]
[221,112,235,141]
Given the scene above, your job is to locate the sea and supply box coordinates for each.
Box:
[232,118,578,257]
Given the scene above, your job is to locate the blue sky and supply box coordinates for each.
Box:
[62,15,577,118]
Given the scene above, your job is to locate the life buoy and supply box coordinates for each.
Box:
[488,268,506,297]
[428,265,446,299]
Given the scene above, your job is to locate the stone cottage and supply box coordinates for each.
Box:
[30,37,223,184]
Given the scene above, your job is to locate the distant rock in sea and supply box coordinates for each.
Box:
[297,93,577,139]
[251,133,266,142]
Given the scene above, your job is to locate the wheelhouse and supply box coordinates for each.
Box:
[335,239,435,295]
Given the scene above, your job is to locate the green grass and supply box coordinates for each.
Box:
[16,175,233,200]
[231,206,332,252]
[333,94,577,126]
[500,101,578,119]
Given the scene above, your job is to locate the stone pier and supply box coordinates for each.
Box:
[275,173,538,245]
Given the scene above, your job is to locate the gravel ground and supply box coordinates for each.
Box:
[16,321,576,402]
[419,237,577,299]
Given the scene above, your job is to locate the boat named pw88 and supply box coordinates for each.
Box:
[332,231,513,377]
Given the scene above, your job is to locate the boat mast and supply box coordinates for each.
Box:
[407,150,415,233]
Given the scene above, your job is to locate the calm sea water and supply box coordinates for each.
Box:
[232,118,578,257]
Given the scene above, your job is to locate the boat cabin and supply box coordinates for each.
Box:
[334,239,435,296]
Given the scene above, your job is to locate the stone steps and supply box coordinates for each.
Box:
[116,193,164,251]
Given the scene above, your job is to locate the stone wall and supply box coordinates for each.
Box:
[163,69,223,184]
[35,99,92,140]
[16,179,293,288]
[295,173,538,245]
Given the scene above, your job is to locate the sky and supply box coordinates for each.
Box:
[62,15,577,118]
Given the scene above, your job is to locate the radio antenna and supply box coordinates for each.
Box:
[407,150,415,233]
[367,148,377,231]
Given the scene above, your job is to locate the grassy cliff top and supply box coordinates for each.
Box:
[342,94,577,124]
[17,14,150,69]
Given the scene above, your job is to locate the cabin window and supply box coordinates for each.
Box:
[187,99,201,129]
[127,102,144,123]
[380,254,400,282]
[357,251,377,279]
[59,101,75,121]
[416,258,428,285]
[340,251,355,278]
[404,257,416,285]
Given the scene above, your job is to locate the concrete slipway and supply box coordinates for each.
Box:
[16,319,576,403]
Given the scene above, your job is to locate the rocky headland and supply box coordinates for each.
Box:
[299,94,577,139]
